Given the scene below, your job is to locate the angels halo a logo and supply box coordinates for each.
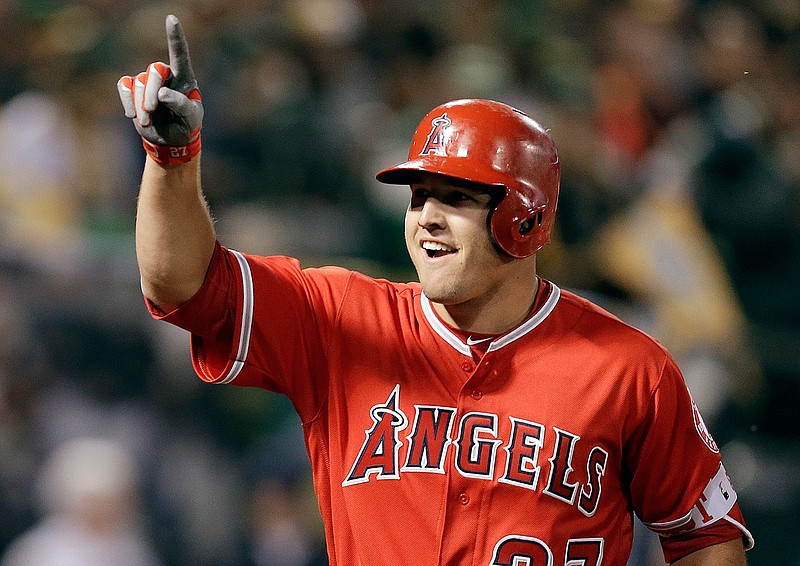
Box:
[690,396,719,453]
[420,113,451,156]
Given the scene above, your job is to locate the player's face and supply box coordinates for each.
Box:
[405,175,518,309]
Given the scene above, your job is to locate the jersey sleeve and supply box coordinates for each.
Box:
[625,354,754,562]
[147,241,354,422]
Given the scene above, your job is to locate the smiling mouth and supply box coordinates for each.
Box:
[422,241,457,259]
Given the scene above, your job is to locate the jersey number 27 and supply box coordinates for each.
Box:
[491,535,603,565]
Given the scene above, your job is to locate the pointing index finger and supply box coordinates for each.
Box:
[165,14,195,84]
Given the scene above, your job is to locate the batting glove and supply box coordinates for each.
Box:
[117,15,204,165]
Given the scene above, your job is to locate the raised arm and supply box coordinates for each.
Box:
[118,15,215,311]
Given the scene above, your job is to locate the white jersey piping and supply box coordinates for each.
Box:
[218,249,254,384]
[420,283,561,354]
[421,295,472,356]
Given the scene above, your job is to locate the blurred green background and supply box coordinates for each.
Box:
[0,0,797,564]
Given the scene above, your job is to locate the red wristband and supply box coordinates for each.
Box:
[142,130,201,165]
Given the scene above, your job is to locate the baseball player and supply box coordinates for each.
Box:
[119,15,754,565]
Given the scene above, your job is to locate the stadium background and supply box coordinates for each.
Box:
[0,0,798,563]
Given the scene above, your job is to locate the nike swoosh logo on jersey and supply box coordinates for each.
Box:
[466,336,493,346]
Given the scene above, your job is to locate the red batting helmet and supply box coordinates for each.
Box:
[376,99,560,258]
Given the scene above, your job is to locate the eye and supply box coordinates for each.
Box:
[441,191,472,205]
[409,187,430,209]
[449,189,494,209]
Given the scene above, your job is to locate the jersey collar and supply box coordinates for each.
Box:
[420,282,561,355]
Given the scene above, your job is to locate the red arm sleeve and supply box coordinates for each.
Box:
[625,355,754,562]
[146,241,355,423]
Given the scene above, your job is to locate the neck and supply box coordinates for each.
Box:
[432,273,540,335]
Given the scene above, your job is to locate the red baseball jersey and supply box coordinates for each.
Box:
[150,242,754,565]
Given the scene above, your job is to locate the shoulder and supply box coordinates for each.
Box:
[305,265,420,297]
[222,247,423,311]
[553,285,672,364]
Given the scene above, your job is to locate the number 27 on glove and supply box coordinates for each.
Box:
[117,15,204,166]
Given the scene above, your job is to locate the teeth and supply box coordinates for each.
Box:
[422,241,455,252]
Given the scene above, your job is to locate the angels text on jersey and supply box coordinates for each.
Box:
[342,385,609,518]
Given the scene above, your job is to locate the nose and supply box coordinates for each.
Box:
[417,196,446,231]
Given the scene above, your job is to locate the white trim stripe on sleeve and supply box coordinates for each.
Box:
[218,249,254,384]
[643,463,745,541]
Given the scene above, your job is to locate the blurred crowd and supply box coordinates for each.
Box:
[0,0,798,564]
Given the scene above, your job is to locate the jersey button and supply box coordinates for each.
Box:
[461,360,474,372]
[458,493,470,505]
[471,390,483,400]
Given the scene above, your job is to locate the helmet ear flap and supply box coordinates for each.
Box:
[488,187,550,259]
[516,212,542,236]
